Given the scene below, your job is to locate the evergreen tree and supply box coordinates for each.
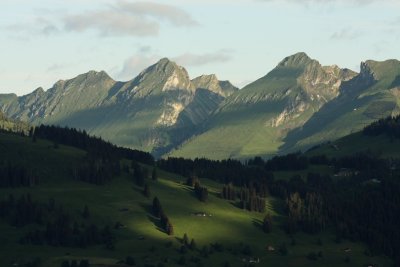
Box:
[183,233,189,247]
[143,183,151,198]
[190,238,197,250]
[152,167,158,181]
[166,221,174,236]
[152,197,162,218]
[262,214,272,233]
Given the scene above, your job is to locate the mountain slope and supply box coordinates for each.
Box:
[0,59,236,156]
[281,59,400,152]
[170,52,356,159]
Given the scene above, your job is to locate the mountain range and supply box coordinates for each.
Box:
[1,52,400,159]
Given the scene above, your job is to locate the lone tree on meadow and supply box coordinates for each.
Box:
[262,213,272,233]
[152,197,163,218]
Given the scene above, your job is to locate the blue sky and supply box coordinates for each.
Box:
[1,0,399,95]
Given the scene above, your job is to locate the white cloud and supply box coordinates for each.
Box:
[4,1,198,38]
[116,53,161,80]
[173,50,233,66]
[63,1,198,37]
[331,29,363,40]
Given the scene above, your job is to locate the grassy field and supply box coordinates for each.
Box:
[0,133,393,267]
[306,131,400,159]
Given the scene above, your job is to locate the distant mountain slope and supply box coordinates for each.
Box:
[0,110,30,133]
[281,59,400,153]
[0,59,237,156]
[170,52,356,159]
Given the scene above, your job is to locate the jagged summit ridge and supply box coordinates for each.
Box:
[278,52,314,68]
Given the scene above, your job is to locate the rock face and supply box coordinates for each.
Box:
[0,58,237,156]
[1,53,399,159]
[191,74,238,97]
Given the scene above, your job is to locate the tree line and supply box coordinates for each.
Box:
[0,160,39,187]
[0,194,115,249]
[273,155,400,266]
[363,114,400,139]
[33,124,154,165]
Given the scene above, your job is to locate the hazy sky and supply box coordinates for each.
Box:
[1,0,399,95]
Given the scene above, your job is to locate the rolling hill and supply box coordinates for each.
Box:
[0,129,394,267]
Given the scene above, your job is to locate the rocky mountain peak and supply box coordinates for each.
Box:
[192,74,238,97]
[126,58,195,97]
[360,61,376,80]
[32,87,45,95]
[278,52,314,68]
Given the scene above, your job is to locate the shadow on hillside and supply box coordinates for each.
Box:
[252,218,263,231]
[139,202,166,234]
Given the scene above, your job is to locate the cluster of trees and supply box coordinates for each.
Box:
[263,153,309,171]
[194,183,208,202]
[238,187,266,212]
[285,192,325,234]
[158,157,273,187]
[363,115,400,139]
[271,154,400,265]
[72,153,121,185]
[152,197,173,235]
[0,160,38,187]
[22,218,115,249]
[32,125,154,164]
[186,176,208,202]
[181,233,197,251]
[328,174,400,264]
[221,184,266,212]
[0,194,114,249]
[220,184,236,200]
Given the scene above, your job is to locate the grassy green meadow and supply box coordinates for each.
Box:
[0,133,392,267]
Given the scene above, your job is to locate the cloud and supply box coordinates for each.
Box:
[4,17,59,38]
[173,50,233,66]
[4,1,197,38]
[63,1,198,37]
[331,29,363,40]
[117,47,160,80]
